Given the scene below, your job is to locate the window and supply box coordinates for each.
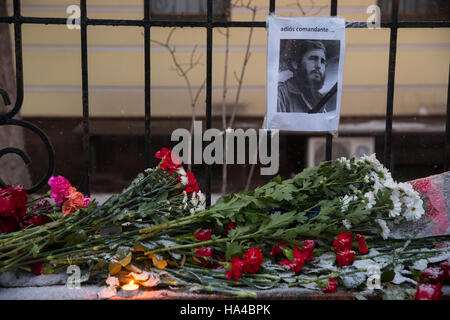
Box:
[378,0,449,21]
[149,0,230,21]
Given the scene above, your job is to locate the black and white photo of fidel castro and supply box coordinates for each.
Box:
[277,39,339,114]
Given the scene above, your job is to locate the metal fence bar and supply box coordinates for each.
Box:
[205,0,213,207]
[326,0,338,162]
[1,17,449,29]
[144,0,151,168]
[80,0,91,196]
[384,0,399,172]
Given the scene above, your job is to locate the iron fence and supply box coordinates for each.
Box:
[0,0,449,207]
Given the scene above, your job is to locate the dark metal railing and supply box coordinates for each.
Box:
[0,0,449,205]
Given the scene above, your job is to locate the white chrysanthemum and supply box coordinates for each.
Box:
[360,154,382,168]
[341,195,351,213]
[337,157,351,170]
[195,204,206,212]
[190,196,199,207]
[197,191,206,206]
[349,184,358,194]
[177,167,186,177]
[398,182,416,197]
[144,168,152,173]
[342,219,352,230]
[376,219,390,239]
[180,175,189,186]
[389,189,402,218]
[383,177,396,189]
[364,191,376,209]
[403,197,425,221]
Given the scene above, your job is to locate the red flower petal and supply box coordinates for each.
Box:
[226,257,245,281]
[414,284,443,300]
[194,229,212,241]
[242,247,263,274]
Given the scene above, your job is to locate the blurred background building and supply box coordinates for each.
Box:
[2,0,449,195]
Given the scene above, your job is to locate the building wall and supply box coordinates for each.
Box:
[5,0,449,119]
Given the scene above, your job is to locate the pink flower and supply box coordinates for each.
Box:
[83,196,91,208]
[48,176,72,205]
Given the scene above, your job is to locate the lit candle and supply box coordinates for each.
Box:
[120,280,139,297]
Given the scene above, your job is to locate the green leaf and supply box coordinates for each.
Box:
[258,211,296,234]
[225,242,244,260]
[381,270,395,283]
[281,247,294,262]
[228,225,251,242]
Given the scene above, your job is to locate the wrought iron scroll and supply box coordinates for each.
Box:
[0,0,55,194]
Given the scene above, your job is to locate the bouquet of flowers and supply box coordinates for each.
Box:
[0,148,448,300]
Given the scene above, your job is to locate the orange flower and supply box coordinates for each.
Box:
[62,187,85,216]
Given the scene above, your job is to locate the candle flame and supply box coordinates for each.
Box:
[129,280,134,285]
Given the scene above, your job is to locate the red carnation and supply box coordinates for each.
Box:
[20,213,50,229]
[356,234,368,254]
[281,245,305,273]
[336,249,355,267]
[302,240,315,260]
[29,199,53,213]
[269,242,287,257]
[323,278,338,293]
[270,245,283,257]
[333,232,353,252]
[414,284,443,300]
[440,260,450,283]
[419,267,445,285]
[185,171,199,195]
[193,247,214,267]
[0,217,18,233]
[0,185,29,233]
[226,256,245,281]
[224,221,237,233]
[194,229,212,241]
[242,247,263,274]
[155,148,182,174]
[29,262,44,275]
